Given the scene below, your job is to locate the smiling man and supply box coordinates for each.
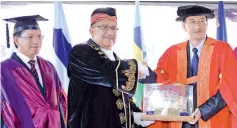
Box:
[67,7,154,128]
[1,15,67,128]
[141,5,237,128]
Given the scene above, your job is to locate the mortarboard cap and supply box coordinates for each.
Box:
[3,15,48,48]
[176,5,215,21]
[90,7,117,26]
[4,15,48,35]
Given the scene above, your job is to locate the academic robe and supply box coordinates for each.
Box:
[147,37,237,128]
[67,39,142,128]
[1,53,67,128]
[234,47,237,59]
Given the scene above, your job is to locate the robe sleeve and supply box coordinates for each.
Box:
[52,65,67,123]
[67,44,138,95]
[199,91,226,121]
[58,78,67,120]
[218,43,237,121]
[1,69,20,128]
[154,46,175,83]
[1,98,20,128]
[139,67,157,83]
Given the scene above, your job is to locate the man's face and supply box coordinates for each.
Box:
[90,20,118,50]
[14,29,43,58]
[182,16,207,41]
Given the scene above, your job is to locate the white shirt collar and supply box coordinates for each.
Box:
[189,36,206,57]
[16,50,37,65]
[100,47,115,61]
[15,51,43,86]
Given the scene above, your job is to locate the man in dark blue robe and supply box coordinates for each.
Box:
[67,7,154,128]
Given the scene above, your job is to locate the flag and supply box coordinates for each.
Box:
[53,1,72,91]
[216,1,227,42]
[133,0,147,109]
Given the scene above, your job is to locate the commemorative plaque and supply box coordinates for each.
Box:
[141,83,194,122]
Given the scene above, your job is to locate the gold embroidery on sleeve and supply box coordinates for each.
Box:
[121,61,136,91]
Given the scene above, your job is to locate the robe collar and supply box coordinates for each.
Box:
[177,37,216,50]
[87,38,119,60]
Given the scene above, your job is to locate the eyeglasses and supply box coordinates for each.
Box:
[19,35,44,41]
[93,25,119,31]
[186,20,207,25]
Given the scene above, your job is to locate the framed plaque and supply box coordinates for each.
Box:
[141,83,194,122]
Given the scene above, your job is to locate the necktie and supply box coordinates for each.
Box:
[28,60,46,98]
[28,60,39,78]
[191,48,199,76]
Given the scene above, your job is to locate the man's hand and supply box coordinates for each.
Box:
[137,61,149,79]
[133,112,154,127]
[138,72,146,79]
[141,61,148,67]
[189,108,201,124]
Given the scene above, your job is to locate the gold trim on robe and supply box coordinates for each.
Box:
[197,44,213,128]
[121,61,136,92]
[176,38,215,128]
[116,99,124,110]
[113,89,121,97]
[177,47,188,84]
[87,41,134,128]
[122,93,128,128]
[119,112,126,124]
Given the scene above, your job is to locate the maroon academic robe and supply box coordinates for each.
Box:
[1,53,67,128]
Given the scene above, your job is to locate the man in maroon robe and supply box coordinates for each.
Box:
[1,15,66,128]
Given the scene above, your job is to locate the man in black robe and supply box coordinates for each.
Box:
[67,7,154,128]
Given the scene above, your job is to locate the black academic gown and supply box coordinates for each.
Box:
[141,42,227,128]
[67,39,143,128]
